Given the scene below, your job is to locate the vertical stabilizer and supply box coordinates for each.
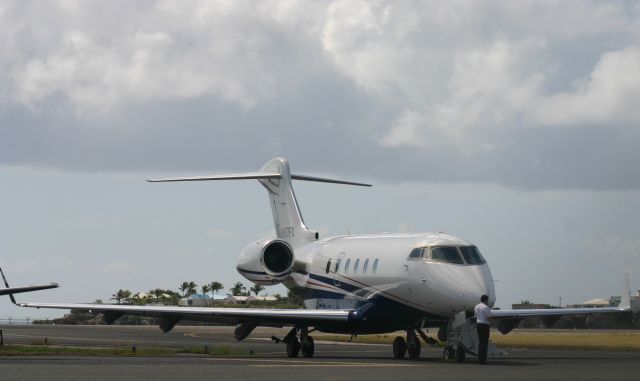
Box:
[619,273,631,310]
[147,157,370,248]
[258,158,317,247]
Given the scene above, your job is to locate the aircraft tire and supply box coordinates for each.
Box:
[443,346,455,360]
[455,343,466,363]
[301,336,315,358]
[392,336,407,359]
[286,338,300,358]
[407,338,421,360]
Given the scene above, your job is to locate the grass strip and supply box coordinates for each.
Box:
[0,344,248,357]
[491,331,640,351]
[314,331,640,351]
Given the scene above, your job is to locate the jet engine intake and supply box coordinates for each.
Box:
[237,239,296,285]
[262,240,294,276]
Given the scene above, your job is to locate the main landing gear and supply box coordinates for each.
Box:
[392,329,436,360]
[273,326,315,358]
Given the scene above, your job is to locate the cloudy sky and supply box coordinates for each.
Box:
[1,0,639,319]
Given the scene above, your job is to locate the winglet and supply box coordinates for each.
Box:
[619,273,631,310]
[0,266,17,304]
[0,266,60,304]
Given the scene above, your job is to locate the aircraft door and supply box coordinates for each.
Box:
[406,248,428,286]
[333,252,345,287]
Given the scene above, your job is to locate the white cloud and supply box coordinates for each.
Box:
[534,45,640,126]
[1,1,640,190]
[380,109,423,147]
[5,0,322,114]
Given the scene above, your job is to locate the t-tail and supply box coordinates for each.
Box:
[147,157,371,247]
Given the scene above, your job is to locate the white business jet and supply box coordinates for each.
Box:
[7,158,631,361]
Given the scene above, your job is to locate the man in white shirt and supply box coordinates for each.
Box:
[474,294,492,364]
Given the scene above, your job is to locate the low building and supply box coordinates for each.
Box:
[178,293,228,307]
[254,296,277,302]
[511,303,552,310]
[567,298,612,309]
[223,295,257,304]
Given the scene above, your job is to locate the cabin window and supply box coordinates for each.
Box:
[353,258,360,273]
[408,247,425,259]
[325,259,332,273]
[335,258,341,273]
[344,258,351,273]
[430,247,464,265]
[459,246,486,265]
[372,258,379,273]
[363,259,369,273]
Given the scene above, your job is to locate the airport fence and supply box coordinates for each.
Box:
[0,318,35,325]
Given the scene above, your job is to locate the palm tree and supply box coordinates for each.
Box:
[250,283,265,296]
[179,281,198,297]
[201,284,212,295]
[229,282,246,296]
[210,281,224,294]
[110,289,131,304]
[187,281,197,296]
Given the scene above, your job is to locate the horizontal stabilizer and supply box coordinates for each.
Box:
[291,174,371,187]
[146,157,371,246]
[147,172,280,182]
[148,172,371,187]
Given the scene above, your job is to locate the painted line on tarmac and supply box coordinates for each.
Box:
[204,357,422,367]
[251,364,420,367]
[256,350,387,355]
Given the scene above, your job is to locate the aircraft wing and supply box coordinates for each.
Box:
[491,305,629,319]
[17,302,354,331]
[0,283,59,296]
[489,304,631,334]
[489,274,633,334]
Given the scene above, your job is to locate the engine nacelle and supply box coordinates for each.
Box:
[236,238,295,285]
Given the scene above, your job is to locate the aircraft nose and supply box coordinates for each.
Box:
[470,265,496,306]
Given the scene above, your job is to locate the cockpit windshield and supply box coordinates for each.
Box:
[409,245,487,265]
[459,246,486,264]
[430,247,464,264]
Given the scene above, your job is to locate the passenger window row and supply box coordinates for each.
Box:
[327,257,380,274]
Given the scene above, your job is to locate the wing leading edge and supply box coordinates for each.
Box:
[18,302,353,330]
[490,274,632,334]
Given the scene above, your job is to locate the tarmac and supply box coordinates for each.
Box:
[1,325,639,380]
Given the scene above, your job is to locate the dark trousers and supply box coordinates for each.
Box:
[477,323,490,363]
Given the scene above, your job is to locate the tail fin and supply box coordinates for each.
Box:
[148,157,371,247]
[619,273,631,310]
